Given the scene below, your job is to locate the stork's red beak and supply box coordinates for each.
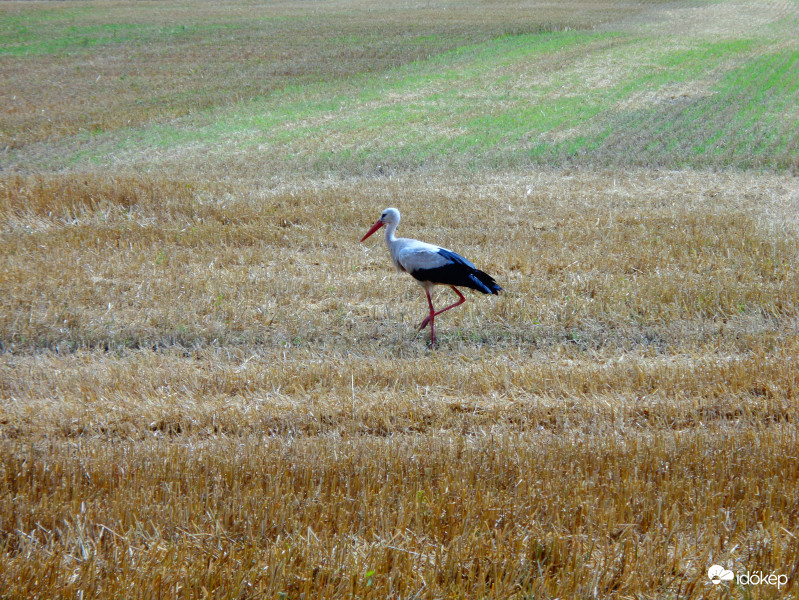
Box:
[360,220,384,242]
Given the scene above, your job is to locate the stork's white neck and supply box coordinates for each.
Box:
[384,220,398,245]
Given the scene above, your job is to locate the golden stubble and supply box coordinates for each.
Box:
[1,167,798,598]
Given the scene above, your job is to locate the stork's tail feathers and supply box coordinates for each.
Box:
[469,269,502,295]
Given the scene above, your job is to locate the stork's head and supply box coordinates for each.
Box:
[360,207,400,242]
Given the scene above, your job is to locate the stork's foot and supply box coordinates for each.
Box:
[417,315,437,346]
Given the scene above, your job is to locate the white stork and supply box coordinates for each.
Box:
[360,207,501,345]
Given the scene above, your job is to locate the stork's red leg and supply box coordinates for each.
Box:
[431,286,466,318]
[419,289,437,345]
[418,289,436,331]
[418,286,467,345]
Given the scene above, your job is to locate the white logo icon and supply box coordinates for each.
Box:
[708,565,734,585]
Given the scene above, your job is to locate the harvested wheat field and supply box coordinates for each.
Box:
[2,0,799,598]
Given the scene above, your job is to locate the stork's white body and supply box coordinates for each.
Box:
[386,236,452,290]
[361,207,501,345]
